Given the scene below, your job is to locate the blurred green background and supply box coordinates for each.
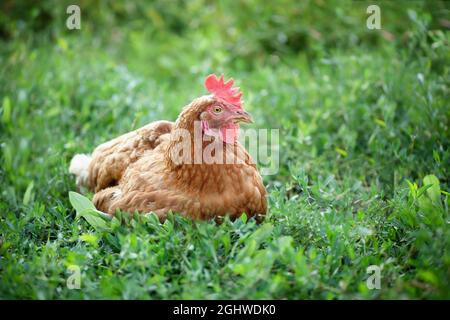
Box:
[0,0,449,299]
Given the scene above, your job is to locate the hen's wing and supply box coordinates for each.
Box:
[88,120,173,192]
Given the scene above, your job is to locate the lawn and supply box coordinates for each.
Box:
[0,0,449,299]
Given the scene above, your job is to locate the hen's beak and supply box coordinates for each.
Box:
[233,110,253,124]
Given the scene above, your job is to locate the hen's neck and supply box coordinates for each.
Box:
[164,97,245,180]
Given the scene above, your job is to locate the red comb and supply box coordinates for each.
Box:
[204,74,243,109]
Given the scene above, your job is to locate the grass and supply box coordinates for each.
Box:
[0,0,449,299]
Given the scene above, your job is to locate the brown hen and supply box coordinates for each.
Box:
[69,74,267,221]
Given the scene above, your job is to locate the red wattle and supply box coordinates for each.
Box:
[202,120,239,144]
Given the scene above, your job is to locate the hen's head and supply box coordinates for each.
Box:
[176,74,252,144]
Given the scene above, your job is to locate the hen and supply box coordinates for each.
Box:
[69,74,267,221]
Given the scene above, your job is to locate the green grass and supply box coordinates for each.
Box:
[0,0,449,299]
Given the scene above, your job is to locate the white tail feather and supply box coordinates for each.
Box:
[69,154,92,188]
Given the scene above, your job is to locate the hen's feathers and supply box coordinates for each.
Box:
[93,141,267,221]
[69,154,92,189]
[87,120,173,191]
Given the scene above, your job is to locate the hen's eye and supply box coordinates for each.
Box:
[213,106,222,113]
